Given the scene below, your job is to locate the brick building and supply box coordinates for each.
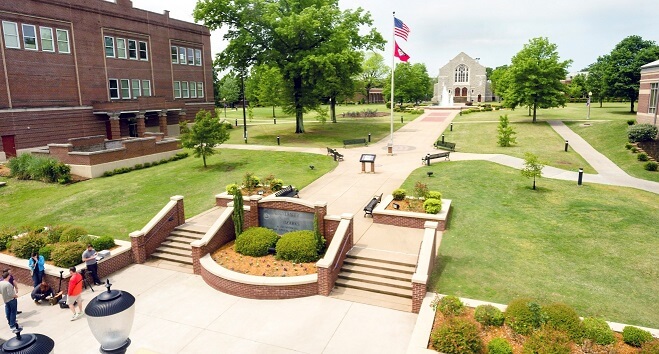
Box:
[637,59,659,128]
[432,52,493,104]
[0,0,215,160]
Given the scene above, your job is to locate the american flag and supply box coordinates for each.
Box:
[394,17,410,41]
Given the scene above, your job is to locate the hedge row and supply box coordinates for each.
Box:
[102,152,188,177]
[7,154,71,184]
[234,227,325,263]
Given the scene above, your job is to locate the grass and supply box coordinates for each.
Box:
[0,149,336,240]
[402,161,659,328]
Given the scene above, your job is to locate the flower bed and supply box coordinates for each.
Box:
[371,195,451,230]
[211,241,317,277]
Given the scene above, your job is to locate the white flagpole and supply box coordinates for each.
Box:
[389,12,395,150]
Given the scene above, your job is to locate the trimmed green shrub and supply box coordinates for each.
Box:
[423,198,442,214]
[270,178,284,191]
[638,153,649,161]
[474,304,505,327]
[92,235,116,251]
[427,191,442,200]
[234,227,278,257]
[631,147,639,153]
[51,242,86,268]
[522,326,571,354]
[628,124,658,142]
[505,298,546,335]
[582,317,615,345]
[226,183,240,194]
[77,234,95,245]
[430,317,483,354]
[645,161,659,171]
[10,232,48,259]
[143,162,152,168]
[392,188,406,201]
[627,119,636,125]
[44,225,67,244]
[640,341,659,354]
[436,295,464,316]
[0,226,18,251]
[543,303,583,341]
[488,338,513,354]
[625,142,633,149]
[59,225,89,243]
[134,164,144,170]
[276,230,319,263]
[622,326,654,347]
[242,172,260,191]
[39,245,54,261]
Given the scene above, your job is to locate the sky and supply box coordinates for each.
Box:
[130,0,658,76]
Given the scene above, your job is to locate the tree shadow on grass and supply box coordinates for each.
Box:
[428,254,452,291]
[190,161,247,173]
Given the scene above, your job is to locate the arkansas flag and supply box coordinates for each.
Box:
[394,41,410,62]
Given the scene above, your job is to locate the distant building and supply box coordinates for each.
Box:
[561,71,588,85]
[637,60,659,127]
[432,52,492,104]
[0,0,214,160]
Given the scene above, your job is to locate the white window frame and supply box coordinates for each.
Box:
[138,41,148,61]
[131,79,141,98]
[142,80,151,97]
[104,36,115,57]
[22,24,38,50]
[2,21,20,49]
[128,39,137,60]
[171,46,178,64]
[56,29,70,53]
[120,79,131,99]
[179,46,186,64]
[109,79,119,99]
[190,82,197,98]
[116,38,127,59]
[40,27,54,52]
[181,81,189,98]
[173,81,181,99]
[455,64,469,83]
[187,48,194,65]
[197,82,204,98]
[649,82,658,114]
[194,49,202,66]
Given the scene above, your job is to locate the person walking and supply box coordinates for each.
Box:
[28,252,45,287]
[3,269,21,315]
[67,267,84,321]
[82,244,102,285]
[1,271,21,333]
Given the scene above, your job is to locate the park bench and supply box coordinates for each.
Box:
[363,193,383,217]
[326,147,344,161]
[275,185,299,198]
[0,182,6,187]
[433,141,456,151]
[343,138,368,148]
[422,152,450,166]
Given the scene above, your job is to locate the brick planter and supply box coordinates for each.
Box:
[372,195,451,230]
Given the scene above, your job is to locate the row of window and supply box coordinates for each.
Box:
[649,82,658,114]
[2,21,70,53]
[105,36,148,61]
[173,81,204,99]
[171,46,202,66]
[108,79,152,100]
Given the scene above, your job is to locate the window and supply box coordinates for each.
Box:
[171,46,178,64]
[650,83,659,114]
[455,64,469,83]
[179,46,186,64]
[128,40,137,59]
[56,29,70,53]
[22,24,38,50]
[131,79,141,98]
[116,38,127,59]
[2,22,19,49]
[197,82,204,98]
[173,81,181,98]
[194,49,202,66]
[40,27,54,52]
[120,79,130,99]
[181,81,189,98]
[138,41,148,60]
[187,48,194,65]
[109,79,119,99]
[104,36,115,57]
[142,80,151,97]
[190,82,197,98]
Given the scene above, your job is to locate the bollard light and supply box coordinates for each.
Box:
[368,133,371,143]
[564,140,569,152]
[235,119,238,127]
[85,280,136,354]
[274,118,277,124]
[277,136,280,145]
[578,168,584,186]
[441,134,445,144]
[0,330,54,354]
[400,116,403,123]
[450,123,453,131]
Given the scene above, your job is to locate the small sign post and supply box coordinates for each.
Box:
[360,154,376,173]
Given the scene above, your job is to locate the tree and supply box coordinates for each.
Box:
[586,57,608,107]
[602,35,659,113]
[218,74,241,107]
[489,65,510,100]
[314,51,362,123]
[504,37,572,123]
[249,64,285,117]
[359,52,388,103]
[566,73,587,99]
[521,152,544,190]
[383,62,432,105]
[179,110,229,168]
[497,114,517,147]
[194,0,384,134]
[228,184,244,237]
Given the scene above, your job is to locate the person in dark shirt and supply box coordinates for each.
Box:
[31,281,54,304]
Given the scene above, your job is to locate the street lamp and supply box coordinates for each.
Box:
[223,97,227,118]
[0,330,54,353]
[587,91,592,120]
[85,280,136,354]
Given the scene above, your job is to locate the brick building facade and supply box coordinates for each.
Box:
[432,52,493,104]
[0,0,215,160]
[637,59,659,128]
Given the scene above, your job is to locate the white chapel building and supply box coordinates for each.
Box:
[432,52,493,104]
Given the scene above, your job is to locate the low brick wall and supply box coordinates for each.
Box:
[372,196,451,231]
[317,214,354,296]
[130,196,185,263]
[191,208,236,275]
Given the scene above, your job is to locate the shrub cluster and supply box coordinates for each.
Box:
[430,317,483,354]
[392,188,406,201]
[543,303,584,341]
[102,152,188,177]
[638,153,649,161]
[0,226,18,251]
[39,245,54,261]
[423,198,442,214]
[645,161,659,171]
[10,232,48,259]
[582,317,615,345]
[474,304,505,327]
[92,235,116,251]
[622,326,654,347]
[234,227,279,257]
[8,154,71,184]
[522,326,571,354]
[433,295,465,316]
[276,230,320,263]
[488,338,513,354]
[51,242,87,268]
[628,124,658,143]
[59,225,89,243]
[505,298,546,335]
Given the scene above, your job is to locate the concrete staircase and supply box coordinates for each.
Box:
[149,226,205,269]
[330,247,417,312]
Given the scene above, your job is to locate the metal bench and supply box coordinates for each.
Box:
[433,141,456,151]
[274,185,299,198]
[363,193,383,217]
[327,147,344,161]
[343,138,368,148]
[422,152,450,165]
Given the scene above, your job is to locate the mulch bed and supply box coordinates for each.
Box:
[210,241,317,277]
[385,198,425,213]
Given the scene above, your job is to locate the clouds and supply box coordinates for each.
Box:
[131,0,657,74]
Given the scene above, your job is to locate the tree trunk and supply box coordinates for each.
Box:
[532,177,536,190]
[202,153,207,168]
[599,99,603,108]
[294,76,305,133]
[365,88,371,104]
[330,98,336,123]
[532,102,537,123]
[630,98,635,113]
[272,106,275,118]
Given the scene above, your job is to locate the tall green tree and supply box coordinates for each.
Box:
[489,65,510,100]
[218,74,241,107]
[249,64,285,117]
[504,37,572,123]
[314,51,362,123]
[383,62,432,105]
[194,0,384,134]
[586,57,608,107]
[359,52,388,104]
[602,35,659,113]
[566,73,587,99]
[179,110,229,168]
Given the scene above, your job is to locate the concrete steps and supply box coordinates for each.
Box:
[148,226,205,268]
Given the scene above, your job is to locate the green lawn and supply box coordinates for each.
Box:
[0,149,336,239]
[401,161,659,328]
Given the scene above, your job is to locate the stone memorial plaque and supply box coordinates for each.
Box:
[259,208,314,235]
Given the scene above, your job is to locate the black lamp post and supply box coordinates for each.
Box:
[85,280,136,354]
[0,330,54,353]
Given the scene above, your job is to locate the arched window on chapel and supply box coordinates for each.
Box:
[454,64,469,83]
